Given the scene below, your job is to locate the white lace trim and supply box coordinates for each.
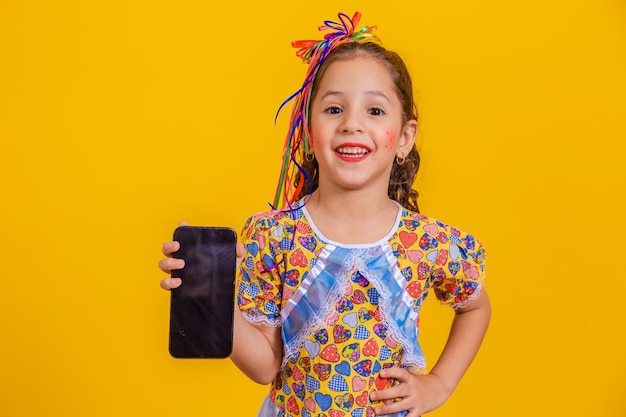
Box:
[449,275,485,310]
[280,245,353,369]
[241,308,281,328]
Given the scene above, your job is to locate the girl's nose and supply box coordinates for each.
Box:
[340,109,365,134]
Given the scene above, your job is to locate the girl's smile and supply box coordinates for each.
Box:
[334,142,372,161]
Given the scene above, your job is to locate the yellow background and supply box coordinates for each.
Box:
[1,0,625,416]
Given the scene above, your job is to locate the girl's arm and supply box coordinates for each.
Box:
[160,239,283,385]
[370,289,491,416]
[428,288,491,395]
[230,307,283,385]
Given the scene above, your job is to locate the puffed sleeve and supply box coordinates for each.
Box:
[236,213,284,327]
[431,225,486,309]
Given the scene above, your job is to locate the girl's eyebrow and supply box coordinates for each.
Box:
[319,90,391,102]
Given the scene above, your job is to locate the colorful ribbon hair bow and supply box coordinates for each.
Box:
[272,11,379,210]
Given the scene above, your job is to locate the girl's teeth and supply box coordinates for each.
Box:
[337,147,368,155]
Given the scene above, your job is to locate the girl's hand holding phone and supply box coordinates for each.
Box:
[159,239,184,290]
[160,224,244,358]
[158,223,246,291]
[159,221,188,290]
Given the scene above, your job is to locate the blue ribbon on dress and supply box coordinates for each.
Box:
[280,243,425,370]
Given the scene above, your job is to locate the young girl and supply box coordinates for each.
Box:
[160,12,490,417]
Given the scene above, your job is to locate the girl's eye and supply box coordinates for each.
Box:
[369,107,385,116]
[325,106,342,115]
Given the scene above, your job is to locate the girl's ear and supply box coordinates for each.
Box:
[397,119,418,156]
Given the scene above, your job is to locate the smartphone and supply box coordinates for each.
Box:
[169,226,237,359]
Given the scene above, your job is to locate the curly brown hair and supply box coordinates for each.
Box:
[294,41,421,212]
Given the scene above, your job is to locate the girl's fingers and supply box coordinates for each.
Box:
[162,240,180,256]
[160,277,182,290]
[158,257,185,273]
[236,242,245,269]
[380,366,409,380]
[236,242,246,258]
[373,399,406,417]
[159,223,187,291]
[370,383,404,402]
[162,222,187,256]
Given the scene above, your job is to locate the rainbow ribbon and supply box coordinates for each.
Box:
[272,12,378,210]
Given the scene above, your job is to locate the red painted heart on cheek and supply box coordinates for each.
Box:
[385,131,396,149]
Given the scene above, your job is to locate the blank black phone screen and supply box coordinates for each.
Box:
[169,226,237,358]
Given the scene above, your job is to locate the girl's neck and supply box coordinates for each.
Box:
[309,189,393,217]
[303,189,399,244]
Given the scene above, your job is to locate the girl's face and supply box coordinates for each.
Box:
[308,55,417,195]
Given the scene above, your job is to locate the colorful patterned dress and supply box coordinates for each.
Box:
[236,202,486,417]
